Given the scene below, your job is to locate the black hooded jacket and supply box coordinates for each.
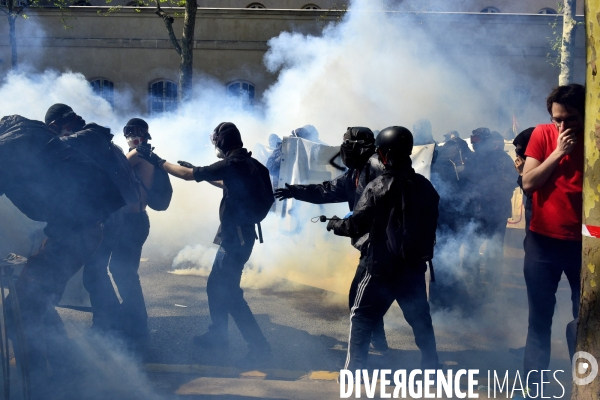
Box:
[0,115,124,228]
[192,147,271,246]
[287,153,384,251]
[62,123,141,206]
[328,167,439,276]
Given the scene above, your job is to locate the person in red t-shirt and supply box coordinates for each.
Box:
[521,84,585,387]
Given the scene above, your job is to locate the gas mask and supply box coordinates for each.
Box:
[340,140,375,170]
[215,146,226,159]
[127,136,145,149]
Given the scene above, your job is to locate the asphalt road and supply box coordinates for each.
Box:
[54,230,576,400]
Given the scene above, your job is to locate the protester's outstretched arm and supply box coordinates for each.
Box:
[136,144,195,181]
[162,161,195,181]
[177,160,222,187]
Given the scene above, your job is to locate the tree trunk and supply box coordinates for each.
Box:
[559,0,577,85]
[8,12,18,71]
[178,0,196,102]
[571,2,600,399]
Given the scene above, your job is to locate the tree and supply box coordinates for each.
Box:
[1,0,72,71]
[559,0,577,85]
[572,1,600,399]
[155,0,196,103]
[1,0,32,71]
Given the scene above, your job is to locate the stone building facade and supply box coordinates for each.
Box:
[0,2,586,119]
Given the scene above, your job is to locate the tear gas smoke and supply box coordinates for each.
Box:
[0,0,569,368]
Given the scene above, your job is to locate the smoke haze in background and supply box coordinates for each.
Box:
[0,0,567,363]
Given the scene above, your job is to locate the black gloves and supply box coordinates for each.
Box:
[178,160,195,169]
[136,143,165,167]
[326,215,340,232]
[274,183,295,201]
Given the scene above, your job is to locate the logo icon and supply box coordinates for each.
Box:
[572,352,599,385]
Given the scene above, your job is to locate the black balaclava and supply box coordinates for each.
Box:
[45,103,85,135]
[211,122,243,156]
[340,126,375,170]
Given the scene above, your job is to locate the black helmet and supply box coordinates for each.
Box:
[375,126,413,168]
[340,126,375,169]
[124,118,152,140]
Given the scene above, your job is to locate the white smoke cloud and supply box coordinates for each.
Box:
[0,0,558,366]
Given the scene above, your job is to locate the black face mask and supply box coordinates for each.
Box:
[340,140,375,170]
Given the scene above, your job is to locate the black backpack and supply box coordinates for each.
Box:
[142,167,173,211]
[244,157,275,224]
[385,177,438,264]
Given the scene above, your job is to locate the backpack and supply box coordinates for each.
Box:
[243,157,275,225]
[142,167,173,211]
[385,177,438,264]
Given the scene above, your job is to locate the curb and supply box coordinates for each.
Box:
[144,363,339,381]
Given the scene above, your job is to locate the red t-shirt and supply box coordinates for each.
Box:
[525,123,583,240]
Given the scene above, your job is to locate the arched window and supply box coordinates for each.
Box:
[480,6,501,13]
[301,4,320,9]
[538,7,557,14]
[89,78,114,106]
[227,81,255,106]
[148,80,178,114]
[247,2,266,8]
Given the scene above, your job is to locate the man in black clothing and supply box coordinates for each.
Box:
[326,126,440,371]
[429,137,474,312]
[137,122,273,364]
[0,113,124,395]
[463,127,517,288]
[274,126,389,352]
[45,104,142,334]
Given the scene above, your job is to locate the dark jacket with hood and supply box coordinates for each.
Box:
[329,166,439,276]
[286,154,384,251]
[61,123,141,206]
[193,128,272,247]
[0,115,124,229]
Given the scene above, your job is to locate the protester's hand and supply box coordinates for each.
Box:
[326,215,340,232]
[514,156,525,176]
[136,143,165,167]
[555,128,577,157]
[178,160,195,169]
[274,183,294,201]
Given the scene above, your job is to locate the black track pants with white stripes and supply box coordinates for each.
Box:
[344,264,439,370]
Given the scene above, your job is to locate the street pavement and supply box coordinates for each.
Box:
[56,229,576,399]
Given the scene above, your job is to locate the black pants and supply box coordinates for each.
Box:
[524,231,581,378]
[345,264,438,370]
[349,256,387,348]
[83,215,122,330]
[83,211,150,337]
[15,222,102,384]
[206,236,269,350]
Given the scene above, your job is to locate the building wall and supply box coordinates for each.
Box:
[62,0,585,14]
[0,7,586,118]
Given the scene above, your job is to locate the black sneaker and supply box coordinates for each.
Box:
[192,333,229,350]
[370,340,390,355]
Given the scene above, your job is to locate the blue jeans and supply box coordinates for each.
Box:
[524,231,581,378]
